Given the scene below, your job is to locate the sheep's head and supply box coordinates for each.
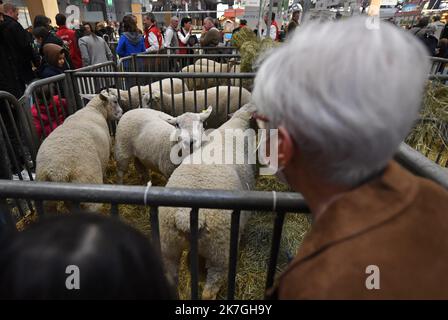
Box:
[167,106,213,152]
[100,90,122,120]
[141,92,161,109]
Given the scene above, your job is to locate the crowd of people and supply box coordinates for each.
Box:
[0,3,117,100]
[0,2,300,99]
[407,15,448,58]
[2,2,448,301]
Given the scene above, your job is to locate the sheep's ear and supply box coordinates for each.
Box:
[165,117,177,126]
[99,92,108,102]
[199,106,213,122]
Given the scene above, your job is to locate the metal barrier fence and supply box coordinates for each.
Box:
[118,53,241,73]
[0,91,37,219]
[67,61,118,106]
[0,142,446,299]
[0,180,310,300]
[71,72,255,119]
[430,57,448,76]
[20,74,77,146]
[165,46,238,55]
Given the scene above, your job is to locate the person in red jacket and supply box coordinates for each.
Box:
[31,84,68,139]
[143,12,164,53]
[55,13,82,69]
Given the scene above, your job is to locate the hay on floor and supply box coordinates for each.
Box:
[406,82,448,167]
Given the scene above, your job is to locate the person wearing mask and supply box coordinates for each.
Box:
[78,22,114,67]
[253,18,448,299]
[143,12,164,53]
[262,12,280,41]
[1,3,36,95]
[0,214,174,299]
[55,13,82,69]
[164,16,179,53]
[116,14,145,58]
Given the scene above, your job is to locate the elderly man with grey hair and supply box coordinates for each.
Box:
[164,16,179,53]
[253,18,448,299]
[200,17,221,49]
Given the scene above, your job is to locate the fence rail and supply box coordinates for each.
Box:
[118,53,241,73]
[0,179,309,300]
[430,57,448,76]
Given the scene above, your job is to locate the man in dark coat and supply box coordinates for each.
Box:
[0,5,24,98]
[1,3,36,94]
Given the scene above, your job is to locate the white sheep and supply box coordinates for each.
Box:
[158,104,257,300]
[143,86,251,128]
[114,106,213,184]
[108,78,189,111]
[36,90,122,211]
[181,60,241,90]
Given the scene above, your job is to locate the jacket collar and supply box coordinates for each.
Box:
[284,161,418,271]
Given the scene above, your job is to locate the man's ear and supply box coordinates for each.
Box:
[278,126,294,168]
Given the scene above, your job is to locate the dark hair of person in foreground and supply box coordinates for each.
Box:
[0,213,174,300]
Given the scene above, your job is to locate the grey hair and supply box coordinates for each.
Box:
[171,16,179,22]
[204,17,214,24]
[253,17,430,187]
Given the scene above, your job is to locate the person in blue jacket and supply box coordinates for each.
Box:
[116,14,145,58]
